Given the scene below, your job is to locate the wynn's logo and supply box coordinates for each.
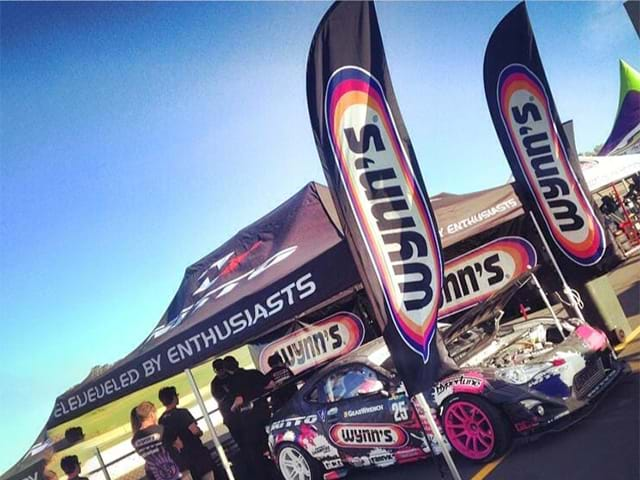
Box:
[440,237,537,318]
[325,66,443,361]
[497,64,605,266]
[258,313,365,375]
[329,423,408,449]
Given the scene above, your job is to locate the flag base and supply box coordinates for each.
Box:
[414,392,462,480]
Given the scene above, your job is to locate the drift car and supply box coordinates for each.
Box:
[267,271,626,480]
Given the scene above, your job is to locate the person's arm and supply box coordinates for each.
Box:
[211,380,224,400]
[230,395,244,412]
[210,380,216,400]
[173,437,184,452]
[265,372,277,390]
[160,423,183,453]
[188,422,203,437]
[182,409,203,437]
[258,371,270,391]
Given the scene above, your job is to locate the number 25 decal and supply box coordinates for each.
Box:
[392,401,409,422]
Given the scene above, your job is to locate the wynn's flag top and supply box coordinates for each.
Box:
[306,1,446,395]
[483,2,607,279]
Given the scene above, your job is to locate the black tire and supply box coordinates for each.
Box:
[441,394,512,463]
[275,442,323,480]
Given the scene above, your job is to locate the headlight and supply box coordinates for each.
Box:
[495,363,551,384]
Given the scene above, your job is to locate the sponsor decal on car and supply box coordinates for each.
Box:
[325,66,443,361]
[497,64,605,266]
[300,428,340,460]
[432,372,486,404]
[394,447,427,464]
[270,414,318,431]
[368,448,396,467]
[440,237,537,318]
[343,404,384,419]
[329,423,409,448]
[391,400,410,422]
[322,459,344,470]
[345,455,370,468]
[258,313,365,375]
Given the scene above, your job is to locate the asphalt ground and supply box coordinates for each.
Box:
[350,255,640,480]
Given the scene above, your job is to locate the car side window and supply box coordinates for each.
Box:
[307,385,320,403]
[315,365,384,403]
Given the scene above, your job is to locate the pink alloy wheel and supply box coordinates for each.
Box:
[444,400,495,460]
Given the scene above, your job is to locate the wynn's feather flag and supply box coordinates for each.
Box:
[624,1,640,38]
[306,1,453,395]
[483,2,608,280]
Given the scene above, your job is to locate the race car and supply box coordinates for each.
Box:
[267,271,626,480]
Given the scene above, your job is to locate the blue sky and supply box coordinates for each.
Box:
[0,0,637,472]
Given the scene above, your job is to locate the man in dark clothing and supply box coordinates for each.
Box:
[223,356,271,480]
[210,358,243,448]
[158,387,215,480]
[265,353,297,412]
[60,456,88,480]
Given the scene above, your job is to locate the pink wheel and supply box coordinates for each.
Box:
[442,395,511,462]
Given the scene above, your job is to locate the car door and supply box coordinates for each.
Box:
[311,363,415,468]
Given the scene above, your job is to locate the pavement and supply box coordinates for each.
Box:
[350,254,640,480]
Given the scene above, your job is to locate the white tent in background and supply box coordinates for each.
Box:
[580,154,640,192]
[506,154,640,193]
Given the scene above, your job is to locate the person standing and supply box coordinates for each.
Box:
[224,356,271,480]
[210,358,243,449]
[59,456,87,480]
[130,401,192,480]
[265,353,297,412]
[158,387,215,480]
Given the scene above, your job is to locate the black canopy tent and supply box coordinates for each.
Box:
[432,183,523,248]
[48,182,360,428]
[1,430,50,480]
[3,181,531,480]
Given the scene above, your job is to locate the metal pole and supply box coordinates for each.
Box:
[94,447,111,480]
[528,268,565,339]
[185,368,235,480]
[528,212,586,323]
[612,183,640,246]
[415,392,463,480]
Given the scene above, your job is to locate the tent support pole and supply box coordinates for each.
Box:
[414,393,462,480]
[94,447,111,480]
[185,368,235,480]
[529,212,586,324]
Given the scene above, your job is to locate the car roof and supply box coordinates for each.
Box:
[299,337,391,392]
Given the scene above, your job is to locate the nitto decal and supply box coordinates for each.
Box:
[270,414,318,431]
[329,423,408,448]
[258,313,365,375]
[432,372,486,404]
[497,64,605,266]
[440,236,537,318]
[325,66,443,361]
